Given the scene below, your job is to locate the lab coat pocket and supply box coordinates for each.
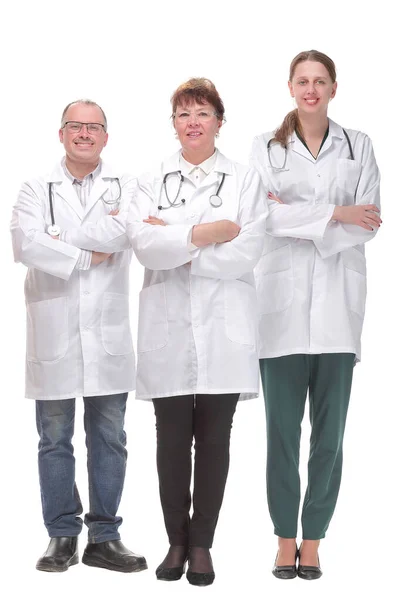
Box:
[101,292,134,356]
[256,244,294,314]
[343,248,367,317]
[137,283,169,353]
[336,159,362,201]
[27,297,69,362]
[224,280,257,346]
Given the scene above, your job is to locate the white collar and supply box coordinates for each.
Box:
[179,150,217,177]
[61,157,102,183]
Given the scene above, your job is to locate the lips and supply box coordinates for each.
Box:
[187,132,202,138]
[74,138,94,145]
[304,98,319,105]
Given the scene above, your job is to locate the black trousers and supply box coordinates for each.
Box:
[153,393,239,548]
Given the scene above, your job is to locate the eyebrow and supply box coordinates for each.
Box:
[296,76,328,80]
[177,107,211,111]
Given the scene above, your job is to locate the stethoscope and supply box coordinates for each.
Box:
[47,178,122,236]
[157,170,226,211]
[267,128,354,171]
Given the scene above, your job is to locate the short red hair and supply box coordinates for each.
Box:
[171,78,225,120]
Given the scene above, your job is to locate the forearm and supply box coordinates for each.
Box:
[12,229,80,280]
[128,221,195,270]
[190,215,266,280]
[266,201,335,240]
[60,212,131,252]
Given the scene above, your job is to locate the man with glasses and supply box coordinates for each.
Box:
[11,100,146,573]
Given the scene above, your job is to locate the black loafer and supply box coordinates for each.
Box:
[36,536,79,572]
[272,547,298,579]
[156,545,188,581]
[156,563,187,581]
[186,549,215,587]
[82,540,147,573]
[297,553,322,580]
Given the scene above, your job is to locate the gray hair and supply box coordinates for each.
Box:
[60,99,108,131]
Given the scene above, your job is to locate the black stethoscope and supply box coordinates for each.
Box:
[157,170,226,211]
[47,178,122,236]
[267,128,354,170]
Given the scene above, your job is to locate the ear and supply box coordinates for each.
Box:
[103,133,109,148]
[288,80,295,98]
[331,81,338,99]
[59,128,64,143]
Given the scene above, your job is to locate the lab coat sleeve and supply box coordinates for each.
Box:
[189,169,267,280]
[11,182,81,280]
[122,180,195,270]
[59,175,135,252]
[314,135,381,258]
[250,136,335,240]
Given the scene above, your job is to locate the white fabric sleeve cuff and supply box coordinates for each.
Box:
[187,227,199,253]
[75,249,92,270]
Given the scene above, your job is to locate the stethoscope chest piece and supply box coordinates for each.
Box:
[209,194,223,208]
[47,224,61,236]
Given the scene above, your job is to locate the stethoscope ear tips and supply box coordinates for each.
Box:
[181,199,186,204]
[157,205,163,210]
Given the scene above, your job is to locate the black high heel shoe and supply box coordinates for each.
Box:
[272,546,299,579]
[297,546,322,580]
[186,547,215,586]
[156,546,188,581]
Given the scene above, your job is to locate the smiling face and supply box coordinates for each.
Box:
[59,102,108,164]
[289,60,337,117]
[173,100,222,160]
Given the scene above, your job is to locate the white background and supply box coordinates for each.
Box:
[0,1,398,599]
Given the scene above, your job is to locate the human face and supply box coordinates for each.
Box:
[173,101,222,159]
[288,61,337,116]
[59,103,108,164]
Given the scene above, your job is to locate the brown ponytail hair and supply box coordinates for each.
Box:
[273,50,337,147]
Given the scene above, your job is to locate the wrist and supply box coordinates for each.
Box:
[332,206,343,222]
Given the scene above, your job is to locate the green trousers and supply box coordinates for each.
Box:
[259,353,355,540]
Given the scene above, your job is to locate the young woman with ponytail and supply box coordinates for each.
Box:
[250,50,381,579]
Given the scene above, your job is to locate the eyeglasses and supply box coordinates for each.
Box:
[63,121,106,134]
[174,110,218,123]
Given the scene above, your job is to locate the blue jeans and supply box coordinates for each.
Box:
[35,393,128,543]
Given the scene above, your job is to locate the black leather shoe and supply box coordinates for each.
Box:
[272,547,298,579]
[186,548,215,587]
[36,536,79,572]
[82,540,147,573]
[156,546,188,581]
[297,552,322,580]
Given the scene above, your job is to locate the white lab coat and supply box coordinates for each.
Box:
[11,161,136,400]
[62,150,267,400]
[250,119,380,362]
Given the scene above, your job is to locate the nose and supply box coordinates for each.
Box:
[187,113,200,125]
[306,83,317,95]
[79,124,92,136]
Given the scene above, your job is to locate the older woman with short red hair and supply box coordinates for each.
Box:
[130,78,267,586]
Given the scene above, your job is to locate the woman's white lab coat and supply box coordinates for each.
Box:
[250,119,380,361]
[11,161,136,400]
[62,150,267,400]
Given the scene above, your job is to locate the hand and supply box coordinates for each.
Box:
[333,205,381,230]
[143,216,167,226]
[268,191,284,204]
[91,251,112,265]
[109,209,119,216]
